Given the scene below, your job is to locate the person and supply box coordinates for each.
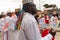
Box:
[19,3,41,40]
[43,10,50,27]
[0,12,9,40]
[50,11,58,29]
[37,11,45,29]
[7,12,19,40]
[50,11,58,40]
[6,12,17,30]
[19,2,56,40]
[1,12,17,40]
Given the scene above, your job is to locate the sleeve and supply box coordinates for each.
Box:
[24,20,41,40]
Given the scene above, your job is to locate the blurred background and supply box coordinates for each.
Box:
[0,0,60,40]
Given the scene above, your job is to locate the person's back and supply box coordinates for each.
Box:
[19,3,41,40]
[20,12,41,40]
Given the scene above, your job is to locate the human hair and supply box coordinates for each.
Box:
[22,3,37,15]
[0,15,3,19]
[7,12,12,17]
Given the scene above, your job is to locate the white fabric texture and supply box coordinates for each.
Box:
[19,12,41,40]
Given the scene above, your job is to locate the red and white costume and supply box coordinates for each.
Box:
[44,15,50,24]
[41,29,55,40]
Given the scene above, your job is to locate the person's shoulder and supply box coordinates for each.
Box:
[23,13,36,23]
[24,13,34,19]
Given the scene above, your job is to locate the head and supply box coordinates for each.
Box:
[1,12,7,18]
[43,10,48,15]
[37,10,42,15]
[52,10,57,17]
[37,10,44,18]
[11,12,15,16]
[7,12,12,17]
[22,3,37,15]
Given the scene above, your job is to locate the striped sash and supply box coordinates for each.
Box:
[2,22,9,31]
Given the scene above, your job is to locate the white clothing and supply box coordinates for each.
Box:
[50,16,58,28]
[8,15,18,40]
[41,33,52,40]
[38,17,45,28]
[0,17,10,40]
[19,12,41,40]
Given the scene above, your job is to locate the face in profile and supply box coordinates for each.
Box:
[43,10,48,15]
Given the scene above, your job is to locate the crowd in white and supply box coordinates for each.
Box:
[0,3,59,40]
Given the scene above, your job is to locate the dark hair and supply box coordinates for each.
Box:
[22,3,37,15]
[7,12,12,17]
[35,15,39,24]
[0,15,3,19]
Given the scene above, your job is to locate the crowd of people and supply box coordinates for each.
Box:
[0,2,59,40]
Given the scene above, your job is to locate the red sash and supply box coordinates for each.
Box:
[44,15,50,24]
[2,22,9,30]
[42,29,49,37]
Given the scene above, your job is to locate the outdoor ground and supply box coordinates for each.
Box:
[0,28,60,40]
[55,32,60,40]
[0,32,2,40]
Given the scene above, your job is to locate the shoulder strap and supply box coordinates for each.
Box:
[15,13,24,30]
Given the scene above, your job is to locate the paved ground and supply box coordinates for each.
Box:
[0,32,2,40]
[55,27,60,40]
[55,32,60,40]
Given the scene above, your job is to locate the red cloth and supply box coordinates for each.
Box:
[45,20,49,24]
[42,29,55,40]
[52,36,55,40]
[42,29,49,37]
[44,15,50,24]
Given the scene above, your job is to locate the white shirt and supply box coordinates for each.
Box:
[10,15,17,30]
[0,18,5,31]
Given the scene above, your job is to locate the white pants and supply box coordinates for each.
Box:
[2,31,8,40]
